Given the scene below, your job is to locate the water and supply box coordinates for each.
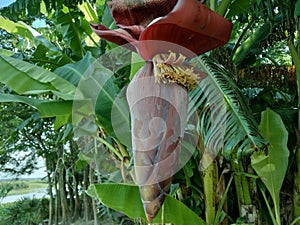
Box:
[0,189,48,204]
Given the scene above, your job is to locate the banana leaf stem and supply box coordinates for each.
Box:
[97,136,123,162]
[214,175,234,225]
[290,216,300,225]
[202,153,218,224]
[260,185,278,225]
[231,160,252,217]
[114,138,130,163]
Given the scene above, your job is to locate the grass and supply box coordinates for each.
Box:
[0,179,48,196]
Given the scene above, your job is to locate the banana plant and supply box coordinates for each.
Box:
[1,0,297,224]
[251,108,289,225]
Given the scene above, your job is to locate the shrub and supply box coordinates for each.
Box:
[0,197,49,225]
[0,183,13,199]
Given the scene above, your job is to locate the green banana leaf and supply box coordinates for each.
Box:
[233,21,273,66]
[0,93,73,129]
[55,6,86,57]
[0,51,129,136]
[0,54,75,99]
[54,52,96,86]
[78,1,99,23]
[225,0,255,19]
[251,108,289,223]
[0,16,36,41]
[78,1,101,47]
[0,16,72,70]
[87,183,208,225]
[0,93,72,118]
[68,53,130,139]
[0,16,60,54]
[95,72,127,137]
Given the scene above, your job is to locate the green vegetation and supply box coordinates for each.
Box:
[0,180,48,196]
[0,0,299,224]
[0,198,49,225]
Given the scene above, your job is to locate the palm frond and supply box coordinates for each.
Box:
[189,55,268,159]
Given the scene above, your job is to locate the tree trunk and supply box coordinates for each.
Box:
[59,164,70,224]
[73,171,81,220]
[47,167,54,225]
[89,166,98,225]
[83,166,90,222]
[68,172,75,221]
[54,173,60,225]
[58,145,70,225]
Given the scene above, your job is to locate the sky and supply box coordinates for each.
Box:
[0,0,16,9]
[0,161,47,180]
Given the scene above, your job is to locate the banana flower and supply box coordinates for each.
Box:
[91,0,232,222]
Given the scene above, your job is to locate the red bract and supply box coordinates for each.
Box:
[91,0,232,222]
[107,0,178,26]
[91,0,232,59]
[138,0,233,59]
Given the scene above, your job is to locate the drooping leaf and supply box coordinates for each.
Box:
[78,2,101,47]
[63,48,133,144]
[78,1,99,23]
[189,55,267,159]
[95,75,122,135]
[0,54,75,99]
[30,43,72,70]
[0,93,72,118]
[72,57,130,139]
[87,183,208,225]
[0,16,36,41]
[55,6,85,57]
[54,52,97,86]
[0,17,60,55]
[233,21,273,66]
[251,108,289,217]
[19,21,61,54]
[225,0,255,19]
[0,92,74,129]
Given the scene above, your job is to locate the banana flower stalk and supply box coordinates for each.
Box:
[91,0,232,222]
